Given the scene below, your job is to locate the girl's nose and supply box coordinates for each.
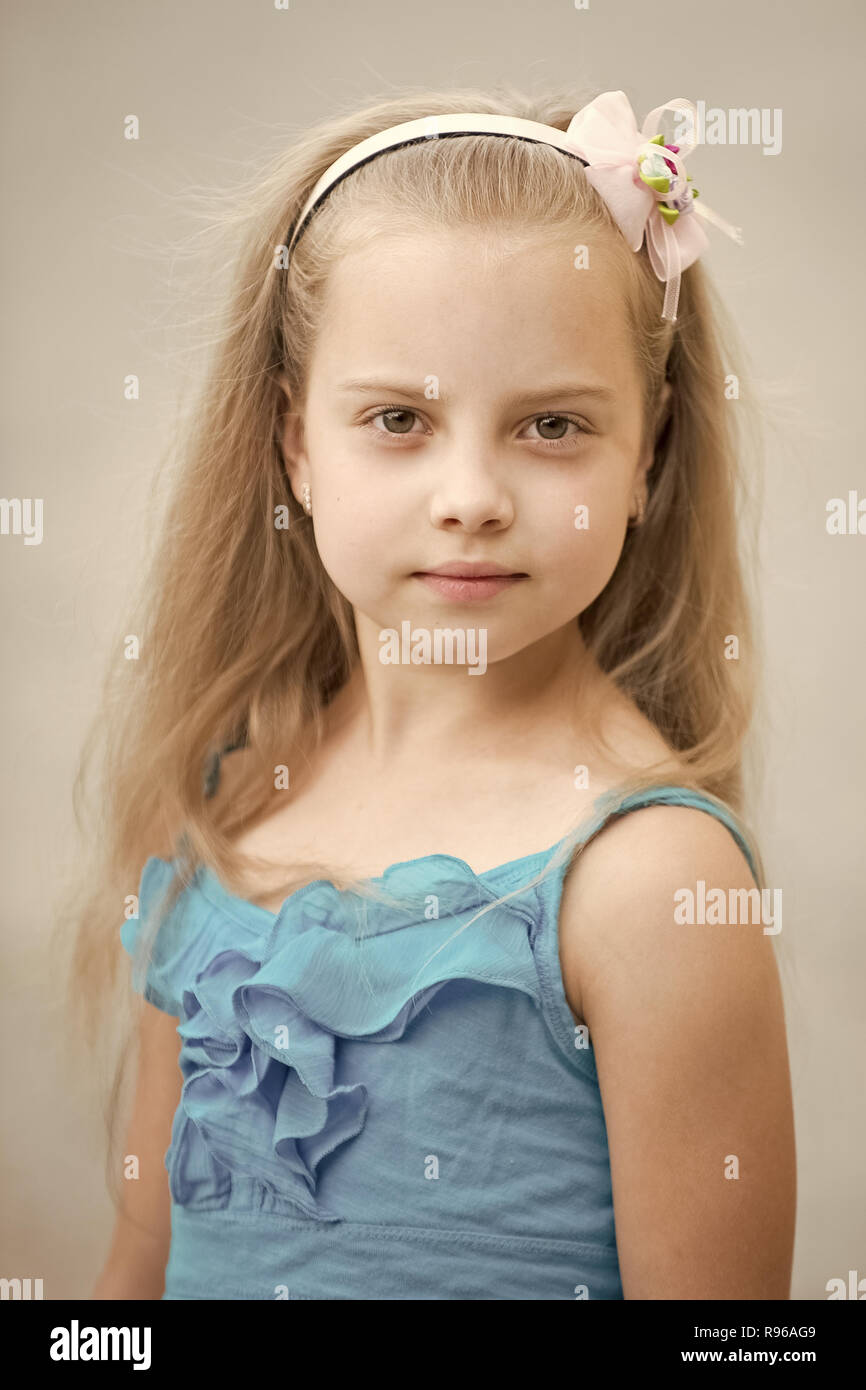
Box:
[428,447,515,531]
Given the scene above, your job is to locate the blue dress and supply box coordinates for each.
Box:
[120,783,758,1300]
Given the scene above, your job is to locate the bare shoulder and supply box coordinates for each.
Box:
[558,802,795,1298]
[558,803,764,1027]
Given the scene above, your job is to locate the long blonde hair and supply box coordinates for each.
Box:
[57,83,766,1210]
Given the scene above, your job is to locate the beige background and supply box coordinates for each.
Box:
[2,0,863,1300]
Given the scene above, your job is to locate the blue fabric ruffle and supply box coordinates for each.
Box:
[121,852,550,1221]
[120,784,760,1227]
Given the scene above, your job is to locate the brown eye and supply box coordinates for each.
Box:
[376,409,416,434]
[534,415,572,440]
[359,407,427,445]
[522,414,590,449]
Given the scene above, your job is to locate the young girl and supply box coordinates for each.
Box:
[79,85,795,1300]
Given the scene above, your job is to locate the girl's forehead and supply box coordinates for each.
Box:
[324,225,624,292]
[311,231,636,398]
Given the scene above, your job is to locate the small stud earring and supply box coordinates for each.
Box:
[302,483,312,515]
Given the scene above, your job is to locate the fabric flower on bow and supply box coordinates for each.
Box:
[564,90,743,321]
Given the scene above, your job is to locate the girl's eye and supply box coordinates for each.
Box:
[522,414,589,449]
[358,407,591,449]
[360,407,425,439]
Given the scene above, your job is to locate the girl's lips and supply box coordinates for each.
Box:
[413,572,527,602]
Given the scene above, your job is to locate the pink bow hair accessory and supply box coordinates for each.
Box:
[565,90,743,321]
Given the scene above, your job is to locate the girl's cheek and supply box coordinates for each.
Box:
[550,517,628,597]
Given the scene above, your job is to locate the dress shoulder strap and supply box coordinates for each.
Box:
[580,783,761,884]
[203,736,248,800]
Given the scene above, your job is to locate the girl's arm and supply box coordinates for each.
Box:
[559,805,796,1300]
[91,1002,183,1299]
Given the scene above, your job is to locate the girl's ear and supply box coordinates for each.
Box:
[280,410,306,491]
[657,380,673,430]
[638,380,674,477]
[275,372,307,493]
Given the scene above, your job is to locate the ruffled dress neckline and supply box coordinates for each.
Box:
[194,832,572,937]
[129,839,564,1224]
[122,785,758,1233]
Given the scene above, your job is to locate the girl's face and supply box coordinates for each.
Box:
[282,229,668,668]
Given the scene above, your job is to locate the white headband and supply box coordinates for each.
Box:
[285,91,743,323]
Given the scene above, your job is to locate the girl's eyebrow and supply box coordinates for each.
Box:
[336,377,618,404]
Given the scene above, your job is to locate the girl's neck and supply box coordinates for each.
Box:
[324,634,615,775]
